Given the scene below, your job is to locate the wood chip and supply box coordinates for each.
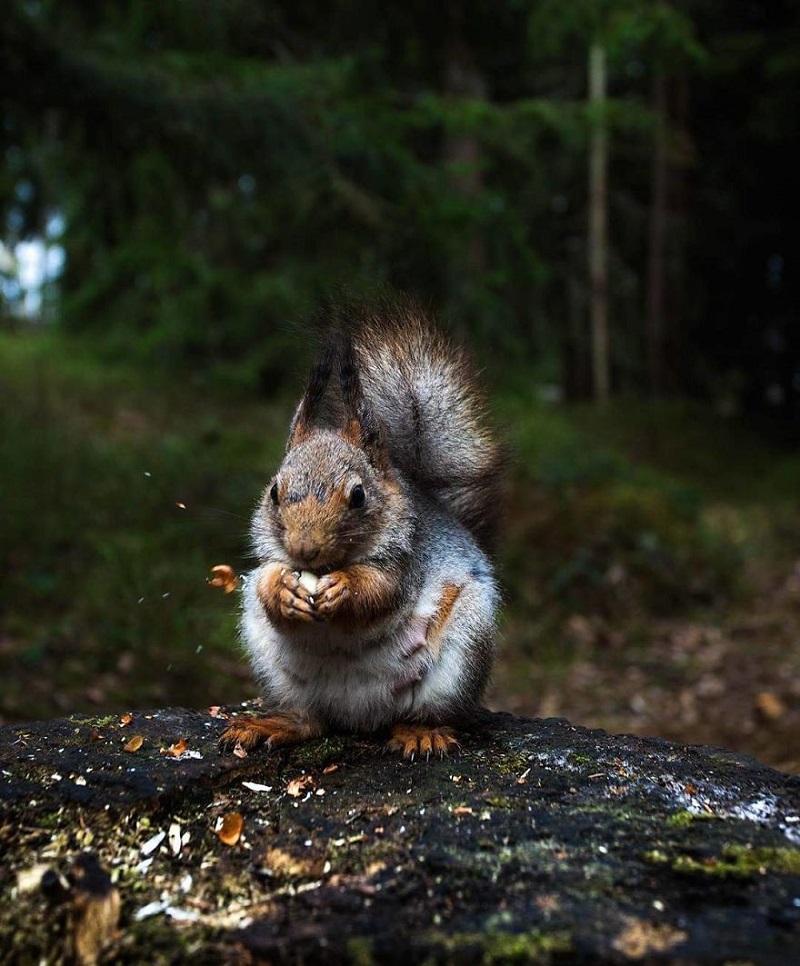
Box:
[161,738,188,757]
[322,763,339,775]
[216,812,244,846]
[286,776,314,798]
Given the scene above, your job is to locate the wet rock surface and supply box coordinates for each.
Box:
[1,706,799,964]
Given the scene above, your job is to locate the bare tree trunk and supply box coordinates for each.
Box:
[588,41,610,402]
[443,5,487,277]
[563,236,591,400]
[646,68,668,396]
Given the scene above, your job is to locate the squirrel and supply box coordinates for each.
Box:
[220,298,506,759]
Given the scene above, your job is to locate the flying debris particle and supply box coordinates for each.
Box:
[208,564,239,594]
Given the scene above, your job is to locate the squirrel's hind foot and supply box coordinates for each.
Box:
[219,713,323,753]
[386,724,459,761]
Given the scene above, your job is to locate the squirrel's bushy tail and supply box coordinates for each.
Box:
[324,296,506,554]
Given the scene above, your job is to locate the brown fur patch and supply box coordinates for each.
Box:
[315,564,401,628]
[340,418,363,448]
[426,583,462,658]
[219,714,324,751]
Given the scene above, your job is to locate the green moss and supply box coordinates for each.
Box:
[346,936,376,965]
[428,929,572,964]
[292,735,349,768]
[645,843,800,877]
[483,796,518,809]
[666,810,718,828]
[483,930,573,963]
[73,714,118,728]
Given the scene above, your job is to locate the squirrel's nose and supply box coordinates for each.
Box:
[290,535,320,567]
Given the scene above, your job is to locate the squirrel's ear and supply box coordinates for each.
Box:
[287,344,336,450]
[341,411,392,474]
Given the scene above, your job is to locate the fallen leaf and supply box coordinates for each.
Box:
[286,775,314,797]
[124,735,144,753]
[161,738,188,757]
[216,812,244,846]
[323,763,339,775]
[208,564,238,594]
[232,741,248,759]
[453,805,474,816]
[755,691,786,721]
[119,713,133,727]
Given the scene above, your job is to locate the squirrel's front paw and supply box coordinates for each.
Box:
[314,571,351,620]
[259,567,318,623]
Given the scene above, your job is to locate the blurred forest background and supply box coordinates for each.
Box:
[1,1,799,771]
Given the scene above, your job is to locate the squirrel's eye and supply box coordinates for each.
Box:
[269,482,279,506]
[349,483,366,509]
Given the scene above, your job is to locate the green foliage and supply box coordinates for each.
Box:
[499,395,748,620]
[0,330,287,717]
[0,0,705,381]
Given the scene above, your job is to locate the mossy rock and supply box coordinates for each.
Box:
[1,707,799,963]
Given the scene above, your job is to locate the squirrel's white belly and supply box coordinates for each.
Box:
[242,591,433,730]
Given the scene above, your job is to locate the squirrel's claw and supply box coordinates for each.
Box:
[278,591,318,622]
[386,724,459,761]
[314,572,351,619]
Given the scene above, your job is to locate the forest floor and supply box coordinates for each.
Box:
[488,564,800,775]
[2,330,799,774]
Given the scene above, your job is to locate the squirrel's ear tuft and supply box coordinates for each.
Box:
[338,333,392,472]
[287,343,336,450]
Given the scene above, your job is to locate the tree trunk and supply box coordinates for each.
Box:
[443,5,488,287]
[588,41,610,402]
[646,68,668,396]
